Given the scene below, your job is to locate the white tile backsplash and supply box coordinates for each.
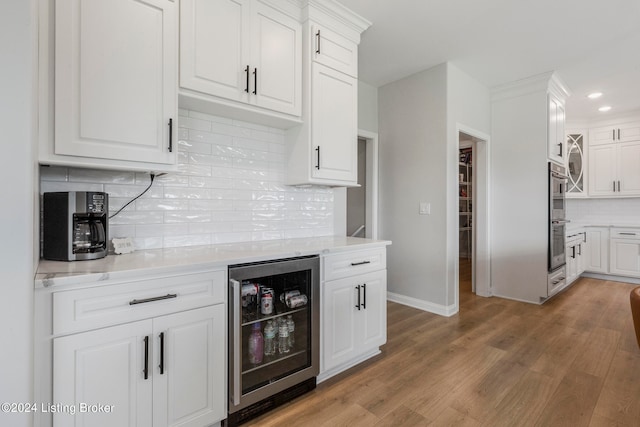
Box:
[40,110,335,250]
[567,197,640,224]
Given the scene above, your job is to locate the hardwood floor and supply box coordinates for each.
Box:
[245,271,640,426]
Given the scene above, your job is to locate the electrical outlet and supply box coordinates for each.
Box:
[419,202,430,215]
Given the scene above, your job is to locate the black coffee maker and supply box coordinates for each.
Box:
[43,191,109,261]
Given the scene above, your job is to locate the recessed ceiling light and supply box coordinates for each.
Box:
[588,92,603,99]
[598,106,612,112]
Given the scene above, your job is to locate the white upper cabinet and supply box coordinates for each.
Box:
[589,121,640,145]
[548,94,566,165]
[180,0,250,105]
[179,0,301,122]
[310,63,358,183]
[312,23,358,77]
[565,131,587,197]
[53,0,177,169]
[589,140,640,196]
[285,6,371,187]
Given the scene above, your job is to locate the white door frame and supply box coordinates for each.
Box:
[359,129,379,239]
[456,124,491,300]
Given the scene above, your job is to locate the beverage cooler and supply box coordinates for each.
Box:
[227,256,319,426]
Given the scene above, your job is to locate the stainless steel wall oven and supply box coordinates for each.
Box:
[548,162,569,273]
[228,256,319,426]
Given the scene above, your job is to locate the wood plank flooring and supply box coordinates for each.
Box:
[246,264,640,426]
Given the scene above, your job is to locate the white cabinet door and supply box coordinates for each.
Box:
[618,141,640,195]
[589,141,640,197]
[548,95,565,165]
[358,271,387,351]
[55,0,177,165]
[566,243,577,284]
[179,0,250,104]
[311,23,358,78]
[588,144,617,196]
[610,239,640,277]
[153,305,226,427]
[322,270,386,372]
[322,276,358,371]
[585,228,609,273]
[565,131,587,197]
[576,241,586,276]
[180,0,301,117]
[589,122,640,146]
[251,1,301,116]
[53,320,153,427]
[589,126,616,146]
[311,63,358,183]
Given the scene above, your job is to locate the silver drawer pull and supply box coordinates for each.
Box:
[351,260,371,266]
[129,293,177,305]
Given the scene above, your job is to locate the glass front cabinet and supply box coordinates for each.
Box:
[565,131,587,197]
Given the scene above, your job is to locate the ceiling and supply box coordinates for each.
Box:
[339,0,640,122]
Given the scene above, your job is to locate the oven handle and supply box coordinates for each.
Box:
[231,279,241,406]
[551,219,571,225]
[551,171,569,180]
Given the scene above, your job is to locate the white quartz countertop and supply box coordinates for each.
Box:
[566,222,640,233]
[35,236,391,289]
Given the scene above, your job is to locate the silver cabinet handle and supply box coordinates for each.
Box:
[129,293,177,305]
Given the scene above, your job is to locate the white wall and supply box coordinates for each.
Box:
[446,64,491,306]
[378,63,491,314]
[358,80,378,133]
[0,1,36,426]
[379,63,449,309]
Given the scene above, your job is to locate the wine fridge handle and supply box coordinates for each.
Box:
[231,279,241,406]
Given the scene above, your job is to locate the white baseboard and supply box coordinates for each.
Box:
[581,272,640,285]
[386,291,458,317]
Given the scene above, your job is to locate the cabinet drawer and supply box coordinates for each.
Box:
[53,269,226,335]
[610,228,640,240]
[323,247,386,281]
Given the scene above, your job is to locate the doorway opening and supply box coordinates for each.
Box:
[456,127,490,309]
[347,131,379,239]
[458,139,474,297]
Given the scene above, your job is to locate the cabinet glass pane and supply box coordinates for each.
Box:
[567,134,584,194]
[240,270,312,395]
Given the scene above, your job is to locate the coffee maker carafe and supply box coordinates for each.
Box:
[43,191,109,261]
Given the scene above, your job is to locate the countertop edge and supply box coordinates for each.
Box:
[35,237,391,290]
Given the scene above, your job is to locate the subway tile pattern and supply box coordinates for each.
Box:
[567,198,640,224]
[40,110,335,250]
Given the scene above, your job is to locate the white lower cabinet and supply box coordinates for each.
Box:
[320,247,387,379]
[565,231,586,285]
[54,305,225,427]
[585,227,610,273]
[48,269,227,427]
[322,270,386,373]
[610,229,640,278]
